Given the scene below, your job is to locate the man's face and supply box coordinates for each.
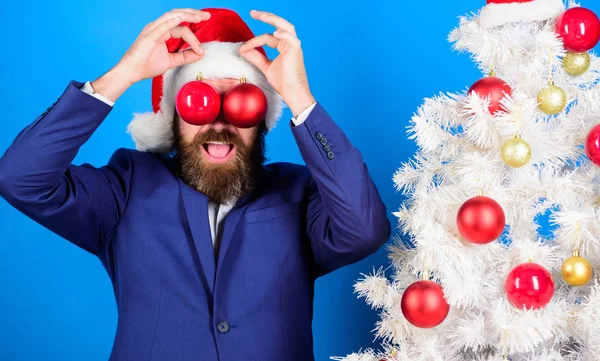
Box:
[173,78,266,205]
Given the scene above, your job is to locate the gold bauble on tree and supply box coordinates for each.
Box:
[561,250,593,286]
[563,52,591,76]
[501,135,532,168]
[538,82,567,115]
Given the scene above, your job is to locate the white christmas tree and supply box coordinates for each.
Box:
[335,1,600,361]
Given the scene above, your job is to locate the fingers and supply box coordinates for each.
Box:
[159,25,204,55]
[239,48,271,74]
[239,34,278,74]
[150,9,210,28]
[169,48,204,67]
[144,9,210,34]
[240,34,279,52]
[148,18,203,56]
[250,10,296,35]
[273,30,301,50]
[148,16,185,42]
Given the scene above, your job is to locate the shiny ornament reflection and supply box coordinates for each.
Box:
[223,80,268,129]
[585,124,600,166]
[401,280,449,328]
[555,7,600,52]
[175,75,222,126]
[505,262,554,310]
[501,136,532,168]
[563,52,591,76]
[561,252,593,286]
[468,76,512,115]
[537,84,567,115]
[457,195,505,244]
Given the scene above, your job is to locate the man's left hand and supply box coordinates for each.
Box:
[239,10,315,118]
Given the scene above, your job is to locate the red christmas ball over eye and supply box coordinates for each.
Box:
[223,80,268,129]
[175,79,221,126]
[555,7,600,52]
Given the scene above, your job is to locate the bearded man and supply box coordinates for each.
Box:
[0,8,390,361]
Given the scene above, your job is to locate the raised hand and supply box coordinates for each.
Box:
[92,9,210,102]
[239,10,315,117]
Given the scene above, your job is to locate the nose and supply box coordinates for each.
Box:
[209,113,235,133]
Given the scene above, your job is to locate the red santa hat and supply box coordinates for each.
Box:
[128,8,284,153]
[479,0,565,28]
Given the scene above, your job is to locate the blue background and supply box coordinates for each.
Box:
[1,1,599,360]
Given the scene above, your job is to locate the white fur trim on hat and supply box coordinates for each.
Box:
[479,0,565,28]
[127,41,284,153]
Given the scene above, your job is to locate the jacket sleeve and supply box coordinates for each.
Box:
[291,102,391,276]
[0,80,132,255]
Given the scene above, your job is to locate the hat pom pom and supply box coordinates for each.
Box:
[127,110,175,153]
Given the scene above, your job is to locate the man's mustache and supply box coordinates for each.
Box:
[193,129,244,148]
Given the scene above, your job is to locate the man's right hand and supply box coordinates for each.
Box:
[91,9,210,103]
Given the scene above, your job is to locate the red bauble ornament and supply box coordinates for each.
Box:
[585,124,600,166]
[401,280,449,328]
[175,80,221,126]
[457,196,506,244]
[505,262,555,310]
[555,7,600,52]
[223,81,268,128]
[468,76,512,115]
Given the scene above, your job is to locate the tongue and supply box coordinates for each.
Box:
[207,144,231,158]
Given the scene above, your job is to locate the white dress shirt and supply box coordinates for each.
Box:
[80,81,316,249]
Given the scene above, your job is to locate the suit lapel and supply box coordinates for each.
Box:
[215,203,249,271]
[213,169,275,295]
[179,181,216,295]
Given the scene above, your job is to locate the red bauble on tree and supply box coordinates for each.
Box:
[505,262,555,310]
[457,195,506,244]
[468,76,512,115]
[175,76,222,126]
[555,7,600,52]
[401,280,450,328]
[223,78,268,128]
[585,124,600,166]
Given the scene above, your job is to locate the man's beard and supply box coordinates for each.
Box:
[172,121,267,205]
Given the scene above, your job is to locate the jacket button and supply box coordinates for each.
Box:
[327,151,335,160]
[315,132,323,140]
[217,321,230,333]
[320,137,328,146]
[323,144,331,152]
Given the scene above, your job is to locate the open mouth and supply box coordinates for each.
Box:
[201,141,236,164]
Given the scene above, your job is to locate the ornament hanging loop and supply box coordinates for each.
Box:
[516,102,523,131]
[196,72,204,81]
[422,266,430,281]
[547,48,554,84]
[501,332,509,361]
[574,221,583,252]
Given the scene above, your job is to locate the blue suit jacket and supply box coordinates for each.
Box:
[0,81,390,361]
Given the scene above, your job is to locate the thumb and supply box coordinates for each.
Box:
[239,48,270,74]
[170,48,204,67]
